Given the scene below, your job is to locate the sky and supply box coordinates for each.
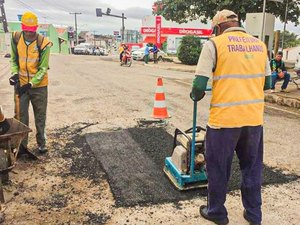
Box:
[4,0,300,35]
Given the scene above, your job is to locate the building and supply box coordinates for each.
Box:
[141,16,212,54]
[0,21,70,54]
[283,46,300,62]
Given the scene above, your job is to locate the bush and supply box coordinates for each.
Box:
[177,36,202,65]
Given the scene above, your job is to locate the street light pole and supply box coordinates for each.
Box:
[261,0,267,43]
[70,12,82,45]
[281,0,289,50]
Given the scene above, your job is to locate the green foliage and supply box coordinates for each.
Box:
[177,36,202,65]
[154,0,300,26]
[275,30,300,49]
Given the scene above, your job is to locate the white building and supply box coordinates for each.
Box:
[141,16,212,54]
[282,46,300,62]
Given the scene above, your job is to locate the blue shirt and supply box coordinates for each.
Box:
[145,46,150,55]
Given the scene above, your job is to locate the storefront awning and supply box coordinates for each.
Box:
[143,36,167,44]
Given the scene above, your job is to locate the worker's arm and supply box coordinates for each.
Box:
[10,35,19,75]
[191,41,215,101]
[30,46,50,86]
[264,58,272,90]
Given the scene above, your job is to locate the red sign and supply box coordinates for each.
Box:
[155,16,162,48]
[141,27,212,36]
[113,31,119,35]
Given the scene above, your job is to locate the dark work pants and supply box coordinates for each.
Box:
[19,86,48,148]
[205,126,263,224]
[271,72,290,90]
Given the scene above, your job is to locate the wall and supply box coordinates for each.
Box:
[283,46,300,61]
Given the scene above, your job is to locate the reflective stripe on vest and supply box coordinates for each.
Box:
[209,31,267,128]
[16,33,49,87]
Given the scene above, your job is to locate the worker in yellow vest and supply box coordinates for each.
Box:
[191,10,272,225]
[9,12,51,154]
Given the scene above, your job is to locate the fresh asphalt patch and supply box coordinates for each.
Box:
[85,127,299,207]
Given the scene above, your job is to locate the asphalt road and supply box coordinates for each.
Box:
[0,54,299,225]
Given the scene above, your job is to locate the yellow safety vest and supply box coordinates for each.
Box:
[209,31,267,128]
[16,32,50,87]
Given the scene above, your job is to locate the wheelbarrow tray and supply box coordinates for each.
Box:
[0,118,32,170]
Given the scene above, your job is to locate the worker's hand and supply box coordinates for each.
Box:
[9,74,19,86]
[18,83,32,96]
[278,71,285,79]
[190,87,205,102]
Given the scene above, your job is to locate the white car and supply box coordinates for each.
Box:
[132,47,166,61]
[74,43,93,55]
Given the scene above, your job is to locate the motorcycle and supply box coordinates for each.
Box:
[120,50,132,67]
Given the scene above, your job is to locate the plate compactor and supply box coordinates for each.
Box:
[164,100,208,190]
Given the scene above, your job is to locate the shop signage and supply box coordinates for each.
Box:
[141,27,212,36]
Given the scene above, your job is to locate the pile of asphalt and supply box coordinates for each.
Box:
[85,127,299,207]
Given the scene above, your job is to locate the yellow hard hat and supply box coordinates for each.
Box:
[21,11,38,32]
[212,9,238,28]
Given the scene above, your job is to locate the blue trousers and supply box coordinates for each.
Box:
[271,72,290,90]
[205,126,263,224]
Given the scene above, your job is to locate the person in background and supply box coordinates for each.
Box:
[191,9,271,225]
[119,43,124,62]
[9,11,51,153]
[144,44,150,64]
[152,44,159,64]
[270,51,291,93]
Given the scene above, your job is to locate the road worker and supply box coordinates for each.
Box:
[190,10,272,225]
[9,11,51,153]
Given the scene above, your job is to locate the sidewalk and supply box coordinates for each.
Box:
[145,61,300,109]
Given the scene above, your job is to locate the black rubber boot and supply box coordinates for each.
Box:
[200,205,229,225]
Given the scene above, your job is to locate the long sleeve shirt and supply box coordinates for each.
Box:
[269,59,286,73]
[10,37,50,86]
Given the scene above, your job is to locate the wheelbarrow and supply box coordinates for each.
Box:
[0,118,32,203]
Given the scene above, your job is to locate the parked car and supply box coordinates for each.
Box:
[130,46,141,53]
[74,43,93,55]
[132,47,166,61]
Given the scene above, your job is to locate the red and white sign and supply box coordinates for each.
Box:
[113,31,120,36]
[155,16,162,48]
[141,27,212,36]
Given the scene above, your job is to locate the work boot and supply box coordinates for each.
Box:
[280,89,289,93]
[243,210,261,225]
[38,145,48,154]
[199,205,229,225]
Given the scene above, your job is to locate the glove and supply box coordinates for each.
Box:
[9,74,19,86]
[190,87,205,102]
[18,83,32,96]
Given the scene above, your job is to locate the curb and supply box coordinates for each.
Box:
[265,93,300,109]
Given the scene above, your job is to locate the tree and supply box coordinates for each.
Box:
[276,31,300,49]
[177,36,202,65]
[153,0,300,26]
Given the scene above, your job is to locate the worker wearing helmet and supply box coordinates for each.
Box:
[9,12,52,153]
[191,10,272,225]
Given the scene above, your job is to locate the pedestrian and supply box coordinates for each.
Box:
[270,51,291,93]
[153,44,159,64]
[9,11,52,153]
[119,43,124,62]
[144,44,150,64]
[191,10,272,225]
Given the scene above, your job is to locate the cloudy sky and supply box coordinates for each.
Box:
[5,0,300,35]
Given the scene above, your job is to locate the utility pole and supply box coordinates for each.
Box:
[70,12,82,45]
[0,0,8,33]
[281,0,289,50]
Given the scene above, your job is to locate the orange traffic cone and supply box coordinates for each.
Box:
[152,77,170,119]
